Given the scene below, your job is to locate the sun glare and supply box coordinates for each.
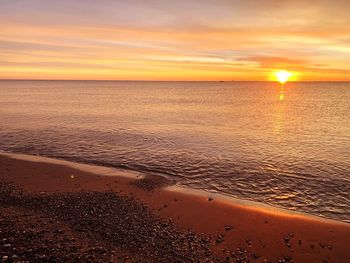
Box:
[275,70,293,84]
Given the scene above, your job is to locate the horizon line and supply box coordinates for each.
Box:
[1,79,350,83]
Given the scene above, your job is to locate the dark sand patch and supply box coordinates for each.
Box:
[0,182,216,262]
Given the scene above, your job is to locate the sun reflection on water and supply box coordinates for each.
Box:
[274,84,288,140]
[279,85,285,101]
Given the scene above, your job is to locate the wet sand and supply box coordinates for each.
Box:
[1,153,349,262]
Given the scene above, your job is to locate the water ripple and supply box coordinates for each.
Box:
[1,80,349,222]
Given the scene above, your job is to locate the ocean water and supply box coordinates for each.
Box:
[0,80,349,222]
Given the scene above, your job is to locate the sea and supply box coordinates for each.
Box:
[1,80,349,222]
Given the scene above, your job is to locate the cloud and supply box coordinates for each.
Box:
[0,0,349,80]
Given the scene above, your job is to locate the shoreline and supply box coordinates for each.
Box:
[1,152,350,262]
[2,151,347,226]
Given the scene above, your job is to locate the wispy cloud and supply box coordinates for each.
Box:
[0,0,349,80]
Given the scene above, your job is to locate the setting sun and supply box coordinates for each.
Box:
[275,71,293,84]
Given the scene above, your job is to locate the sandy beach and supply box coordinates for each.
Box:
[1,153,349,262]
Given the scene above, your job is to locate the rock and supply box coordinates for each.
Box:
[216,234,224,244]
[224,225,232,231]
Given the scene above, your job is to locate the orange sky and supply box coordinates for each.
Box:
[1,0,349,81]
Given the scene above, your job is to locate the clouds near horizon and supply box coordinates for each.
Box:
[1,0,349,80]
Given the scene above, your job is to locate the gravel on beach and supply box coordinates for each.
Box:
[0,181,221,263]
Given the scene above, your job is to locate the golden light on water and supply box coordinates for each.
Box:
[275,70,293,84]
[279,86,285,101]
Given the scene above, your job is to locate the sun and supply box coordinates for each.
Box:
[275,70,293,84]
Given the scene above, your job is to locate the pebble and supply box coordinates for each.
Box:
[224,225,232,231]
[0,181,221,262]
[216,234,224,243]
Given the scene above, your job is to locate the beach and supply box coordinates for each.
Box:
[1,153,349,262]
[2,0,350,262]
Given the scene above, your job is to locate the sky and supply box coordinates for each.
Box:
[1,0,350,81]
